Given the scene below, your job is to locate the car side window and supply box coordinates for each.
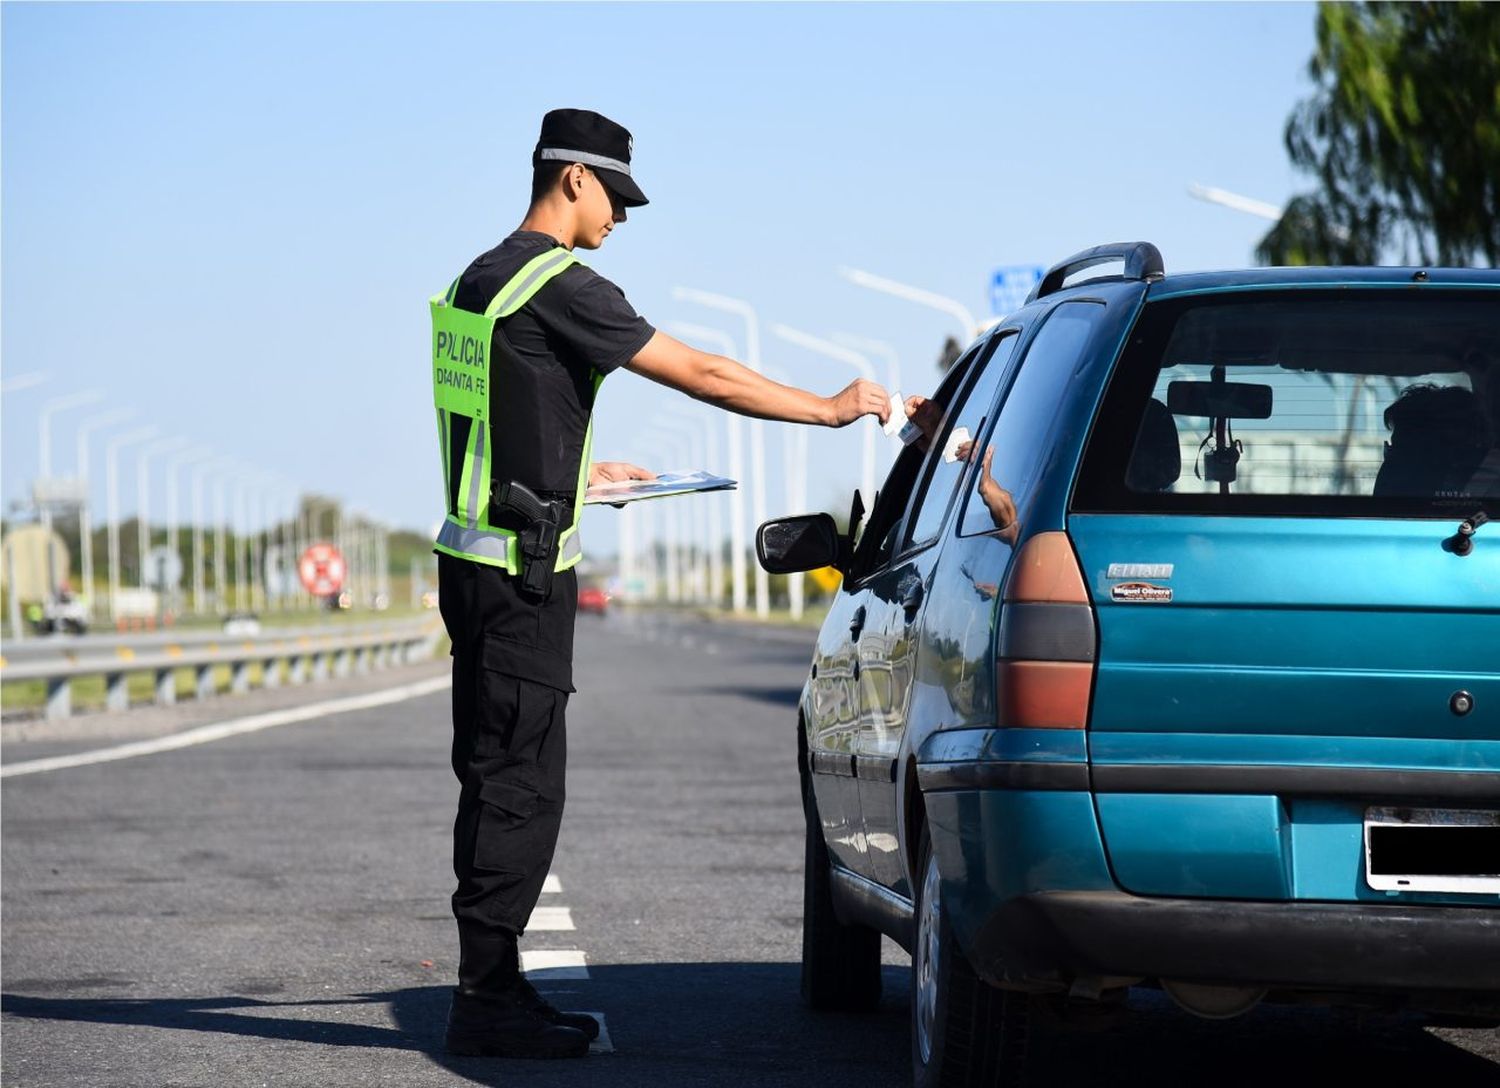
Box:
[849,347,980,579]
[960,302,1102,537]
[901,332,1020,550]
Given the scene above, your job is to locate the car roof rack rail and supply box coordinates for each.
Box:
[1026,241,1165,304]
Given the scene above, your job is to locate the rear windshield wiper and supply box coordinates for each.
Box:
[1447,511,1491,557]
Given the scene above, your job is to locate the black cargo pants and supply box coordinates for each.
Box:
[438,553,578,937]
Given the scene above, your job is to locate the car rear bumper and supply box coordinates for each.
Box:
[971,889,1500,993]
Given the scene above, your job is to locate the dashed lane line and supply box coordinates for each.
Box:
[526,906,575,931]
[0,674,453,779]
[542,874,563,894]
[586,1015,613,1054]
[521,949,590,980]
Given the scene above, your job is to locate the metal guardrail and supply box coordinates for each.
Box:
[0,618,432,668]
[0,620,445,721]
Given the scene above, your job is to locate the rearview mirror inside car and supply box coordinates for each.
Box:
[756,513,844,574]
[1168,379,1273,420]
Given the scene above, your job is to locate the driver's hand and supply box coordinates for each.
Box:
[904,395,944,442]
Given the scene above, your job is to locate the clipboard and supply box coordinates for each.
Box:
[583,470,738,506]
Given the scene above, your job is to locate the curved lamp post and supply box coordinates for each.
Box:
[664,320,748,615]
[837,266,979,343]
[74,408,136,613]
[671,289,770,619]
[105,426,159,619]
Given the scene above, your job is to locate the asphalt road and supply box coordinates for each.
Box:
[3,608,1496,1087]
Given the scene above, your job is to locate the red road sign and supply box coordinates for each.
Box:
[298,543,347,597]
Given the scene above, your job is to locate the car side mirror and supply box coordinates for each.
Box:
[756,513,845,574]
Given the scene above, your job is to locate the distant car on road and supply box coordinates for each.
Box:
[221,613,262,637]
[27,593,89,635]
[758,243,1500,1085]
[577,586,610,616]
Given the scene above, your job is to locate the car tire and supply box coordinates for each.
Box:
[800,773,883,1011]
[911,826,1031,1088]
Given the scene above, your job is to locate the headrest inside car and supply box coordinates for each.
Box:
[1126,398,1182,492]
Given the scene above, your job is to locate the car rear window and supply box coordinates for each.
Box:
[1073,291,1500,518]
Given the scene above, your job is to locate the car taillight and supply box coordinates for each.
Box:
[996,531,1096,729]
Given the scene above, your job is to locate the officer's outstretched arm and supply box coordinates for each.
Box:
[627,331,889,428]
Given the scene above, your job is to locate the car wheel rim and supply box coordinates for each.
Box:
[915,850,941,1065]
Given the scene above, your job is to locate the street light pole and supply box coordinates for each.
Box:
[136,437,188,589]
[833,333,904,401]
[0,372,48,396]
[164,446,210,613]
[1186,182,1283,222]
[654,418,710,602]
[39,388,105,486]
[662,402,724,608]
[671,288,770,618]
[763,365,809,621]
[838,266,979,343]
[105,426,159,621]
[834,333,905,470]
[74,408,135,614]
[771,325,879,511]
[225,470,258,613]
[212,471,231,615]
[190,458,232,615]
[665,320,747,615]
[263,477,300,612]
[38,389,105,595]
[639,434,692,603]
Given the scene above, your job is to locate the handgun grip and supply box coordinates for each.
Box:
[498,480,548,523]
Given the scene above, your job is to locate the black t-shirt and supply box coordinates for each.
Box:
[441,232,651,691]
[449,230,655,501]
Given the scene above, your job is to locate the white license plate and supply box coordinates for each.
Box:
[1363,806,1500,895]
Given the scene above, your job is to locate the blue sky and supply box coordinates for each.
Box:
[2,1,1315,556]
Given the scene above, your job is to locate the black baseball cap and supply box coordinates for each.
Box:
[533,108,648,208]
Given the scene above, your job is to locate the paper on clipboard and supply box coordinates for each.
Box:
[584,470,737,506]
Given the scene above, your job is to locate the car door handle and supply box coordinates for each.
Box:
[849,605,867,639]
[901,582,924,620]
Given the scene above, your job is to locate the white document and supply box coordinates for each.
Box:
[883,391,907,436]
[885,390,927,446]
[943,426,972,464]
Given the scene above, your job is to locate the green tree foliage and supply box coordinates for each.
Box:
[1258,2,1500,267]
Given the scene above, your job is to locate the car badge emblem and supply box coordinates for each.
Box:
[1111,581,1173,603]
[1107,563,1173,580]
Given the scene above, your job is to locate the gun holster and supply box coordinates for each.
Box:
[495,481,568,598]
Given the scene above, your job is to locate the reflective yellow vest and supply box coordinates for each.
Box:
[430,246,601,572]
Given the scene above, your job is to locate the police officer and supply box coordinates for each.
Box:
[432,108,891,1059]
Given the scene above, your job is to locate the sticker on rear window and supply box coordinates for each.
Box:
[1111,581,1173,603]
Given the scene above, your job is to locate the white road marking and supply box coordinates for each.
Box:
[521,949,589,980]
[587,1014,613,1054]
[542,874,562,894]
[0,674,452,779]
[526,906,575,931]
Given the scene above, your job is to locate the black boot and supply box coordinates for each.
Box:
[513,975,601,1041]
[446,926,591,1059]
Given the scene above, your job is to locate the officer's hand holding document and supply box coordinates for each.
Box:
[584,469,737,506]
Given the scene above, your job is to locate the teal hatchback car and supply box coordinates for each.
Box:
[758,243,1499,1086]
